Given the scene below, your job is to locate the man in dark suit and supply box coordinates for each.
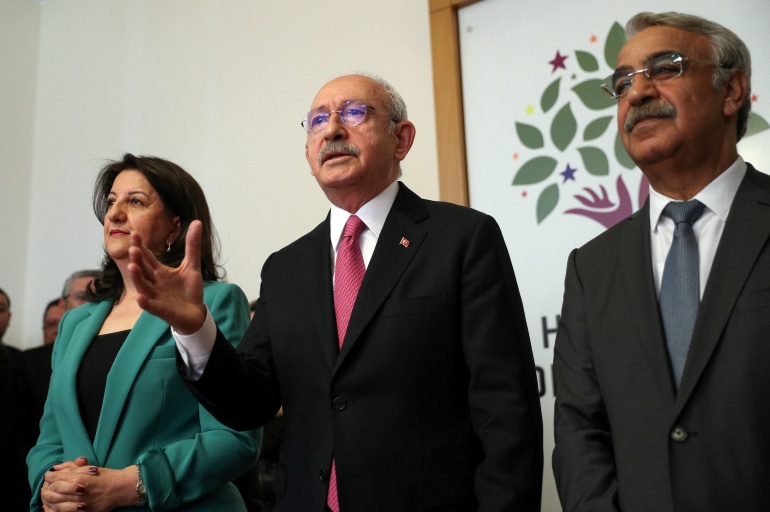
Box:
[552,12,766,512]
[129,73,543,511]
[0,287,30,510]
[21,271,101,452]
[20,299,61,446]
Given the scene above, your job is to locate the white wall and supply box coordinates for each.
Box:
[1,0,439,348]
[0,0,40,349]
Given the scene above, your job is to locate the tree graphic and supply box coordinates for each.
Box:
[512,22,770,227]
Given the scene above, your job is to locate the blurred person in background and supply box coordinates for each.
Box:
[42,297,65,346]
[0,287,29,509]
[60,269,102,310]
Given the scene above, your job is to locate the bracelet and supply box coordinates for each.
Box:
[136,465,148,506]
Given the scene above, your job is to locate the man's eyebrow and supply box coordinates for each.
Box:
[614,50,679,73]
[310,99,359,111]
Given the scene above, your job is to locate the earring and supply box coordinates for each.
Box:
[166,241,172,253]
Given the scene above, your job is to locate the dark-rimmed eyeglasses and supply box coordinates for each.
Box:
[601,53,727,99]
[301,100,395,134]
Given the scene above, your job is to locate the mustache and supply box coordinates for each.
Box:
[317,142,360,165]
[623,102,677,133]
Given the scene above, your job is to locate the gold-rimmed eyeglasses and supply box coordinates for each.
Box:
[301,100,395,134]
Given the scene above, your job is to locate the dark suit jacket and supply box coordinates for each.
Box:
[20,343,55,451]
[1,343,31,510]
[553,165,770,511]
[184,183,543,511]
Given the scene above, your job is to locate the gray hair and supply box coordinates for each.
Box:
[625,12,752,141]
[61,269,102,299]
[358,72,408,125]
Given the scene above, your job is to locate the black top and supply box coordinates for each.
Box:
[77,330,129,441]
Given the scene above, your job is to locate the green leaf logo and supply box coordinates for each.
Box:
[604,22,625,68]
[541,78,561,113]
[583,116,613,140]
[513,156,558,185]
[746,112,770,137]
[537,183,560,223]
[512,23,620,225]
[575,50,599,72]
[551,104,577,151]
[577,147,609,176]
[512,21,769,227]
[516,123,545,149]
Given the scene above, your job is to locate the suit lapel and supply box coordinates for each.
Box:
[57,301,112,463]
[301,216,339,371]
[676,166,770,410]
[92,311,169,461]
[619,204,677,407]
[337,184,428,368]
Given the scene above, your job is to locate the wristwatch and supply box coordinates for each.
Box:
[136,465,148,506]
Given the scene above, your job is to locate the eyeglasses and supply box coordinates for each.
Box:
[601,53,726,99]
[301,100,395,134]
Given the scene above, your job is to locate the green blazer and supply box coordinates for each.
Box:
[27,281,260,511]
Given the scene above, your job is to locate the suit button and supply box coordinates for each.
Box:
[670,426,689,442]
[319,469,329,482]
[333,397,347,411]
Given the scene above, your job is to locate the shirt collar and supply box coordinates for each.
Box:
[649,156,746,231]
[330,180,399,250]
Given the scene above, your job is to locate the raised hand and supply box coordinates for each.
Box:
[128,219,208,334]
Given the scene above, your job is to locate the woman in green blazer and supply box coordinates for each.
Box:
[27,154,260,511]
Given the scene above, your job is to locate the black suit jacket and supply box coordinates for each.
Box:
[184,183,543,511]
[553,165,770,511]
[1,343,31,510]
[20,343,55,450]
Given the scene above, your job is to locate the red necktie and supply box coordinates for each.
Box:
[327,215,367,512]
[333,215,367,347]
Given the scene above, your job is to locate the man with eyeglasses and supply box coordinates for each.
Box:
[19,270,101,482]
[128,73,543,511]
[17,298,63,486]
[0,287,30,510]
[42,297,64,345]
[553,11,766,512]
[59,269,101,310]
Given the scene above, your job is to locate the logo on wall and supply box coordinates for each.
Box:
[512,22,769,227]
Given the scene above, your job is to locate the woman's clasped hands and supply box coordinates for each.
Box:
[41,457,140,511]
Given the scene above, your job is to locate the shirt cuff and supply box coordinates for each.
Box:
[172,307,216,381]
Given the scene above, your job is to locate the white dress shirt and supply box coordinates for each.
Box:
[176,180,400,379]
[329,180,399,277]
[649,157,746,299]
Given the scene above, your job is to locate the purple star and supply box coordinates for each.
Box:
[549,50,568,73]
[560,164,577,182]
